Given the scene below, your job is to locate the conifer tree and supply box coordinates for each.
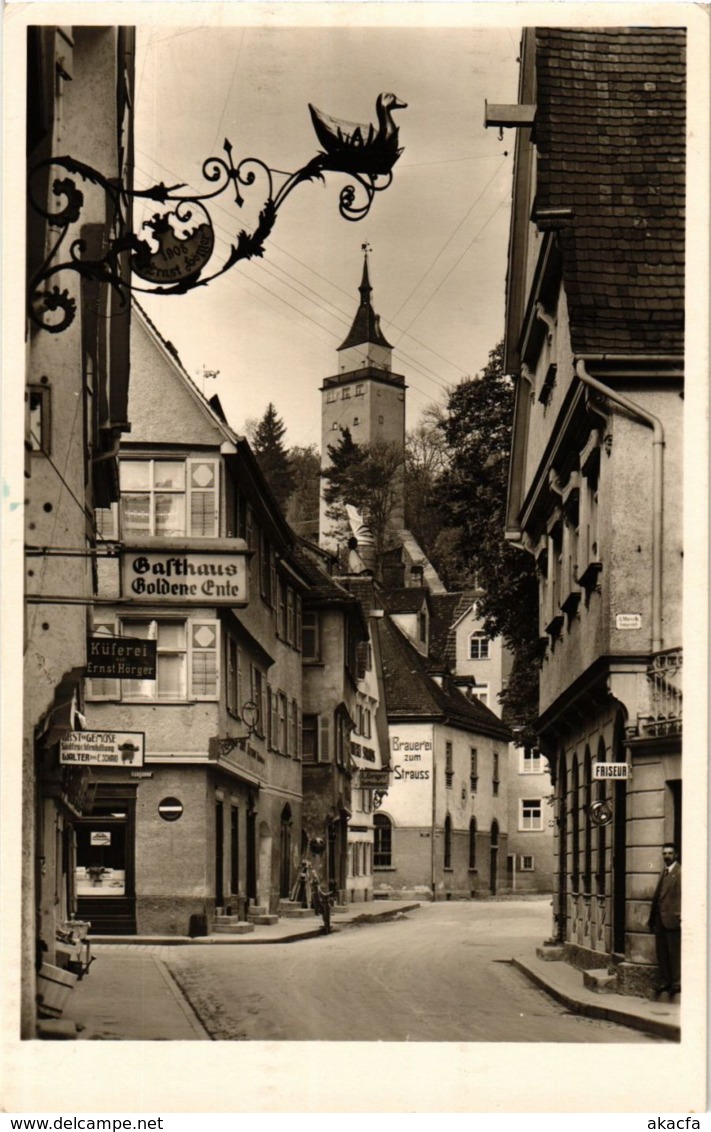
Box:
[252,403,295,510]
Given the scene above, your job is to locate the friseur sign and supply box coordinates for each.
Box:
[86,636,157,679]
[122,551,248,605]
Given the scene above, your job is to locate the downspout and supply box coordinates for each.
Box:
[574,358,665,653]
[431,734,437,902]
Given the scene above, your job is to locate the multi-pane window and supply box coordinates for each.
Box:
[521,747,543,774]
[469,632,490,660]
[355,384,365,396]
[520,799,543,831]
[444,815,452,869]
[119,458,218,538]
[521,855,535,871]
[302,611,320,661]
[445,741,454,788]
[373,814,392,867]
[286,588,296,645]
[251,665,267,737]
[302,714,318,762]
[87,618,219,701]
[278,691,288,754]
[470,748,478,792]
[289,699,298,757]
[471,684,489,707]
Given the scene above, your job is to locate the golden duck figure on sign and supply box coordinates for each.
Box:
[308,92,408,176]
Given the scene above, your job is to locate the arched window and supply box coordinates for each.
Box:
[571,756,580,891]
[596,737,607,895]
[444,815,453,869]
[469,817,477,869]
[469,632,490,660]
[583,748,593,893]
[373,814,392,868]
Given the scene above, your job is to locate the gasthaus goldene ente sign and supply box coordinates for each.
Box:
[122,551,248,605]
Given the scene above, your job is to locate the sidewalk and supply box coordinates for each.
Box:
[513,953,681,1041]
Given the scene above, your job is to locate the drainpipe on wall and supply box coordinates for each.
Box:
[574,358,665,653]
[431,750,437,902]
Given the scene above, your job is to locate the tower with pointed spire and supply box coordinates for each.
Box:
[319,250,407,549]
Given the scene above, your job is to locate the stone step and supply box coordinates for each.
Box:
[332,904,348,914]
[536,944,564,962]
[583,968,618,994]
[246,905,268,917]
[279,907,314,919]
[248,913,280,926]
[212,921,255,935]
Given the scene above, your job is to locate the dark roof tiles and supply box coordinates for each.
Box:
[534,27,685,353]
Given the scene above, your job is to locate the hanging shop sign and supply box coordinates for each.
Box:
[122,551,248,605]
[358,769,391,790]
[90,831,112,847]
[594,762,630,780]
[60,731,145,767]
[86,636,157,679]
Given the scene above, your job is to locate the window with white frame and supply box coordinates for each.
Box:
[302,714,318,762]
[355,384,365,396]
[471,684,489,707]
[119,458,218,538]
[520,746,543,774]
[521,855,535,871]
[469,632,490,660]
[326,390,338,403]
[520,799,543,831]
[86,618,219,702]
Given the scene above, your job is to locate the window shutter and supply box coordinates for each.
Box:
[296,705,302,760]
[296,595,302,651]
[86,619,119,700]
[187,458,219,537]
[318,714,331,762]
[266,684,273,748]
[94,503,118,541]
[190,620,220,700]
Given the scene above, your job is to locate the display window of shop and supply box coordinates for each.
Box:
[86,617,220,701]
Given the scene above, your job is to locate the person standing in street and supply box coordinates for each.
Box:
[648,843,681,998]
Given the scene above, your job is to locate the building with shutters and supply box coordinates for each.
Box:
[23,25,136,1036]
[372,587,513,900]
[495,27,684,993]
[428,592,554,894]
[81,304,310,935]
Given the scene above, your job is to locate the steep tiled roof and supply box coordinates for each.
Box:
[379,618,511,741]
[338,255,393,351]
[535,28,685,354]
[381,587,429,615]
[428,593,469,667]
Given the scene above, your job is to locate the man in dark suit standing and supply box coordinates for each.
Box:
[648,843,681,997]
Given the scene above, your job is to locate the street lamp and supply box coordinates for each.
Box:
[211,700,260,758]
[27,93,406,334]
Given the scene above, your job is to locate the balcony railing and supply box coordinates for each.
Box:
[637,648,682,738]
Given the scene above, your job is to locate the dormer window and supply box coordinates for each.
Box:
[469,632,490,660]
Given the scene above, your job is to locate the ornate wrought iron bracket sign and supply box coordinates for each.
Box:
[28,93,406,333]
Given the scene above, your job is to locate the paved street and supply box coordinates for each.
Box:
[160,900,664,1042]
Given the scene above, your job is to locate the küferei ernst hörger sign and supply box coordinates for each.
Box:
[122,551,248,605]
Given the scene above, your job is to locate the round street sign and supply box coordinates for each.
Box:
[158,797,183,822]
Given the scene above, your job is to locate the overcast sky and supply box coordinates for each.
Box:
[134,16,521,449]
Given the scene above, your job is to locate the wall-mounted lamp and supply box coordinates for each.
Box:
[211,700,260,758]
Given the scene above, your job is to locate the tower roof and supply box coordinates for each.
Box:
[338,252,393,351]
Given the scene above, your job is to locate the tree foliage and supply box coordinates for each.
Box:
[321,428,404,563]
[284,444,321,534]
[252,403,295,509]
[404,412,450,560]
[435,342,540,737]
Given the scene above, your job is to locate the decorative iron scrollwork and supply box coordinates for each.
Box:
[28,95,406,333]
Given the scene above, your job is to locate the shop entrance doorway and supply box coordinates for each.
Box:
[76,787,136,934]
